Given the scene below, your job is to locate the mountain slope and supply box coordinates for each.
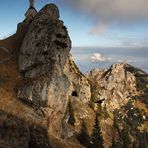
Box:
[0,3,147,148]
[86,63,148,147]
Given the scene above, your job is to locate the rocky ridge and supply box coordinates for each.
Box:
[86,63,148,147]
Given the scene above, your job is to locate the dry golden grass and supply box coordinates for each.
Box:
[49,136,84,148]
[0,22,28,53]
[134,100,148,112]
[0,50,26,116]
[0,34,16,52]
[0,23,42,125]
[0,48,47,128]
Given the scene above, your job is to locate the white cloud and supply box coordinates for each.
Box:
[90,53,110,62]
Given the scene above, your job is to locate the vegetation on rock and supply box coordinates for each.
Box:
[89,113,104,148]
[67,99,75,126]
[77,120,90,147]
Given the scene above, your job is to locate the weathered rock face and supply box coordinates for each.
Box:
[18,4,71,104]
[86,63,148,147]
[18,4,72,138]
[64,55,91,104]
[19,4,70,78]
[63,55,93,135]
[17,3,92,139]
[87,63,138,110]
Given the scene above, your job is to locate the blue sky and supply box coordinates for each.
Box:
[0,0,148,47]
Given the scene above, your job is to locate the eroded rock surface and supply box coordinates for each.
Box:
[86,63,148,147]
[17,3,92,140]
[19,4,70,78]
[18,4,72,138]
[86,63,138,110]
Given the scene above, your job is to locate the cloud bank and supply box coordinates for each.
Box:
[60,0,148,35]
[60,0,148,22]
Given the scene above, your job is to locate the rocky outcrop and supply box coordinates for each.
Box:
[18,4,71,104]
[19,4,70,78]
[86,63,148,147]
[87,63,138,110]
[18,4,72,138]
[17,3,92,139]
[64,55,91,104]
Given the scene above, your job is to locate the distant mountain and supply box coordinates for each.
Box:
[86,63,148,147]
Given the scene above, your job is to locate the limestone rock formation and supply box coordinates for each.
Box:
[87,63,138,110]
[18,3,91,139]
[18,4,72,138]
[86,63,148,147]
[18,4,71,104]
[19,4,69,78]
[64,55,91,104]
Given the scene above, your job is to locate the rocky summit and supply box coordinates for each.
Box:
[86,63,148,147]
[0,3,148,148]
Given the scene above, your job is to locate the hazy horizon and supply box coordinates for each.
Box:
[71,46,148,73]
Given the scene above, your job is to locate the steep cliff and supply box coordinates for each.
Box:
[17,3,92,139]
[0,3,92,148]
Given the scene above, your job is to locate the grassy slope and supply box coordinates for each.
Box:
[0,48,34,122]
[0,33,48,127]
[0,22,28,53]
